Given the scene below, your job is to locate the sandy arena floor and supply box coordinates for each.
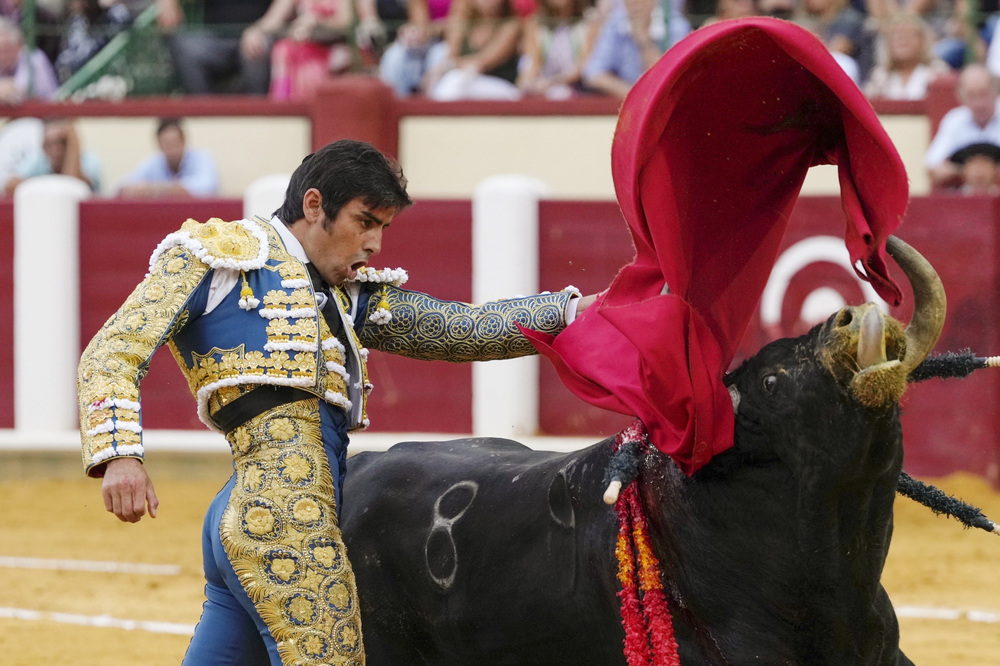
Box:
[0,452,997,665]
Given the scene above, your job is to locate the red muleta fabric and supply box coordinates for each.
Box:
[522,18,909,474]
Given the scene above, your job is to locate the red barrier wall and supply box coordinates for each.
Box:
[538,201,636,438]
[537,196,1000,482]
[0,201,12,427]
[360,200,474,432]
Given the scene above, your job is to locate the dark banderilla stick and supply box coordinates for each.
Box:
[897,472,1000,535]
[907,350,1000,383]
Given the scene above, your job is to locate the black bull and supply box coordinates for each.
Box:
[342,238,944,665]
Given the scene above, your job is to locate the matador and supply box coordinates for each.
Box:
[78,140,593,665]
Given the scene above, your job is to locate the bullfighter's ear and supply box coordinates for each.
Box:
[728,385,740,413]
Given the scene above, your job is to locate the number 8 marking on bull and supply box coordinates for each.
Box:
[424,480,479,590]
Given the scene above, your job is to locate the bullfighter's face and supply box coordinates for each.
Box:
[298,192,394,286]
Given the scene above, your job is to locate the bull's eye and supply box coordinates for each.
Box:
[762,374,778,395]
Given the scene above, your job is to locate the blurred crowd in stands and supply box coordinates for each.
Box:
[2,0,1000,193]
[0,0,997,103]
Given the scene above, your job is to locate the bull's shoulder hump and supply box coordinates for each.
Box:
[348,437,610,474]
[399,437,532,452]
[364,438,545,464]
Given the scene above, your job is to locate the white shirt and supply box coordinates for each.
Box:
[925,99,1000,168]
[864,63,938,101]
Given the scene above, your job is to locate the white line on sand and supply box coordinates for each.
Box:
[895,605,1000,623]
[0,606,195,635]
[0,556,181,576]
[0,604,995,639]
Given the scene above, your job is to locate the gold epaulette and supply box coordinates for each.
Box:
[148,218,270,273]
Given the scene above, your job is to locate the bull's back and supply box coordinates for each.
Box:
[342,438,626,665]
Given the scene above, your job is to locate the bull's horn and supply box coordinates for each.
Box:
[885,236,947,374]
[728,385,740,413]
[856,307,887,369]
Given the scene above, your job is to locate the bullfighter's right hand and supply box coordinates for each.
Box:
[102,458,159,523]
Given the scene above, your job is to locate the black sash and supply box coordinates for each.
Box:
[212,385,315,434]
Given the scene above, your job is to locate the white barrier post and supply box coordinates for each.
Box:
[472,175,549,437]
[14,175,91,431]
[243,174,291,221]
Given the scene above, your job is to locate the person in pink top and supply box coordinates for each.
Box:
[266,0,354,101]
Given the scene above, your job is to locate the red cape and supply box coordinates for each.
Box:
[523,18,908,474]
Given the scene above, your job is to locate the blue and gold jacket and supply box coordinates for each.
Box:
[78,216,577,475]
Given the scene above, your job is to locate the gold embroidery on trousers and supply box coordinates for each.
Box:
[220,400,364,666]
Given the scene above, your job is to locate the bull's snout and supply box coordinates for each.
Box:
[822,303,908,407]
[820,236,946,408]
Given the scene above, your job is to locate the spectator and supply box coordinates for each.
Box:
[0,0,62,66]
[983,13,1000,79]
[516,0,600,99]
[54,0,132,83]
[355,0,411,64]
[268,0,355,101]
[422,0,524,100]
[156,0,274,95]
[0,17,58,103]
[581,0,690,99]
[4,118,101,194]
[949,141,1000,194]
[866,0,969,70]
[377,0,453,96]
[117,117,219,198]
[0,117,41,192]
[864,12,947,100]
[925,63,1000,188]
[758,0,794,20]
[796,0,872,83]
[700,0,758,27]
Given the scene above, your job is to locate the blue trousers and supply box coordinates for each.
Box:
[183,473,276,665]
[183,402,350,665]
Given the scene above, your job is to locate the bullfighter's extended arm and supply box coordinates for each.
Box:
[356,284,578,361]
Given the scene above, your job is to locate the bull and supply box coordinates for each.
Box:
[341,237,949,664]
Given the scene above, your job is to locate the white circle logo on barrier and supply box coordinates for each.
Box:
[760,235,890,329]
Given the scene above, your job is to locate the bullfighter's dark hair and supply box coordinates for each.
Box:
[274,140,412,227]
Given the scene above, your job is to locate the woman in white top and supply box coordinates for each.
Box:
[864,12,947,100]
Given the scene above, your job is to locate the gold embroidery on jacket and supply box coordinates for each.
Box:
[221,400,364,666]
[184,217,261,263]
[77,245,210,474]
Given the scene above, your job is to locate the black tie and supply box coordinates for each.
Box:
[306,262,360,412]
[306,263,343,337]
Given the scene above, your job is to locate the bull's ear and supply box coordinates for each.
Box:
[728,385,740,413]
